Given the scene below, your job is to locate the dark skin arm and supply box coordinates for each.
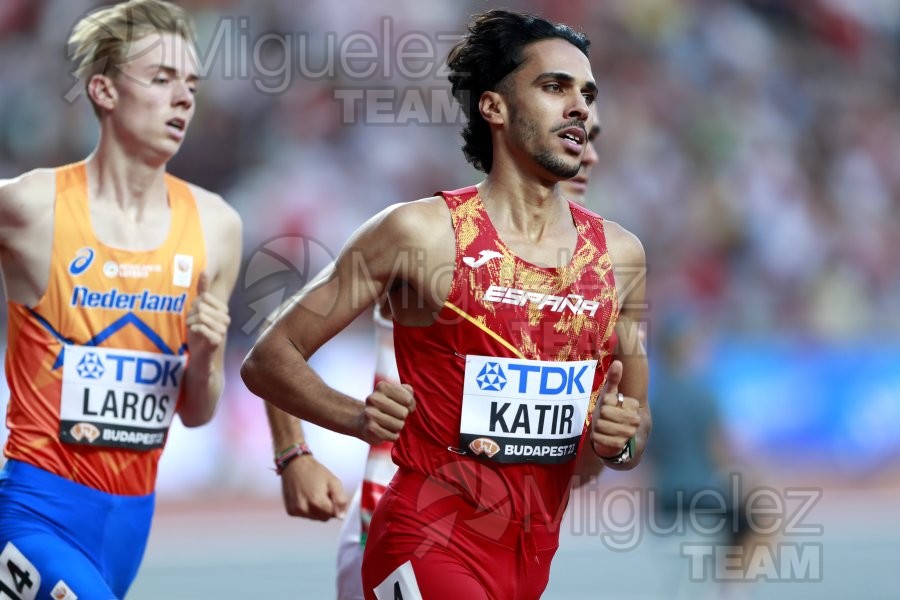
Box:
[241,199,451,444]
[590,223,650,470]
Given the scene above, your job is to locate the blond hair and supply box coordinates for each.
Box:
[68,0,195,111]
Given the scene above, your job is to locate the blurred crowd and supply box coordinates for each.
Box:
[1,0,899,492]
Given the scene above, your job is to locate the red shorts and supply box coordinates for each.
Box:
[361,469,560,600]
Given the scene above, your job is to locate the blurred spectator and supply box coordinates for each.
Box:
[645,313,776,595]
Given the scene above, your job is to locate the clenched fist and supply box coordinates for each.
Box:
[279,455,349,522]
[359,380,415,444]
[186,271,230,359]
[591,360,641,459]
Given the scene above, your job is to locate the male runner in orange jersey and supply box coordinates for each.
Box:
[243,10,648,599]
[263,123,602,600]
[0,2,241,598]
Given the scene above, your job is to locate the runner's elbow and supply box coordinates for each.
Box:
[240,348,267,397]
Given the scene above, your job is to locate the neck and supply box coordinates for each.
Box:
[86,131,169,215]
[477,155,568,237]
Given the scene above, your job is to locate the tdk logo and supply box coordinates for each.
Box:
[476,362,507,391]
[76,352,105,379]
[105,354,182,387]
[68,247,95,276]
[510,364,591,395]
[478,362,591,396]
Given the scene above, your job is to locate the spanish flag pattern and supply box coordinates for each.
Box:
[3,161,206,496]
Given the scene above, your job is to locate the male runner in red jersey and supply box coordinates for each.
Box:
[264,123,602,600]
[243,10,648,599]
[0,2,241,598]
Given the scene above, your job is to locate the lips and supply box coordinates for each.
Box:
[558,126,586,154]
[165,117,187,140]
[559,127,585,145]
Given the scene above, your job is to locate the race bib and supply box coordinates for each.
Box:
[460,355,596,464]
[59,345,185,450]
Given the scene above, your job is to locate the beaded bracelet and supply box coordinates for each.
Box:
[274,442,313,475]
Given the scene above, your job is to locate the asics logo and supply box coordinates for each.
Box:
[68,247,95,276]
[463,250,502,268]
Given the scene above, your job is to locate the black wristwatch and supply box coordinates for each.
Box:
[602,437,635,465]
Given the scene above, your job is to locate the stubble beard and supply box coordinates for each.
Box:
[512,111,580,179]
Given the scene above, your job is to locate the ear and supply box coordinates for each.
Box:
[87,74,117,112]
[478,90,506,126]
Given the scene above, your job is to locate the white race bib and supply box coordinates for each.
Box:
[373,561,423,600]
[59,345,185,450]
[459,355,596,464]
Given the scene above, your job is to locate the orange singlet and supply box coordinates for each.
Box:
[3,161,206,496]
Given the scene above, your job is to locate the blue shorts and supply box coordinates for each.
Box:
[0,459,154,600]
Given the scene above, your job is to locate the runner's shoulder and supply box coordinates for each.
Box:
[186,182,242,233]
[601,219,645,266]
[0,168,56,225]
[373,196,451,248]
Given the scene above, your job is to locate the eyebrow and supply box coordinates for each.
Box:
[151,64,200,83]
[533,71,598,95]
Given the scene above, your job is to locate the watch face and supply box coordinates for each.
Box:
[608,438,634,465]
[610,447,631,465]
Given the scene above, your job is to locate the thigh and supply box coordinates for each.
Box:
[0,462,152,600]
[101,500,153,598]
[0,535,116,600]
[361,490,491,600]
[363,548,489,600]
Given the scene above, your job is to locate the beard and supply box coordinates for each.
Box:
[534,149,580,178]
[511,110,581,178]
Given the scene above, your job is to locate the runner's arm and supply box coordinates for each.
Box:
[241,203,424,441]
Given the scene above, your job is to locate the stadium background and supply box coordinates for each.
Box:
[1,0,898,598]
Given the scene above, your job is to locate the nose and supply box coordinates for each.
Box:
[567,92,591,123]
[172,79,194,110]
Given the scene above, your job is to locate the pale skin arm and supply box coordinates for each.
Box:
[0,171,56,307]
[179,197,242,427]
[0,178,16,239]
[590,224,651,470]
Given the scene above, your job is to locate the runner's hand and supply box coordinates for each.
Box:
[590,360,640,457]
[359,381,415,444]
[279,456,348,521]
[186,272,229,360]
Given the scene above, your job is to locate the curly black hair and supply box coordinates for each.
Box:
[447,10,590,173]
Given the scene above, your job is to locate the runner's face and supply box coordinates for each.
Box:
[559,124,600,203]
[106,32,198,161]
[503,38,597,180]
